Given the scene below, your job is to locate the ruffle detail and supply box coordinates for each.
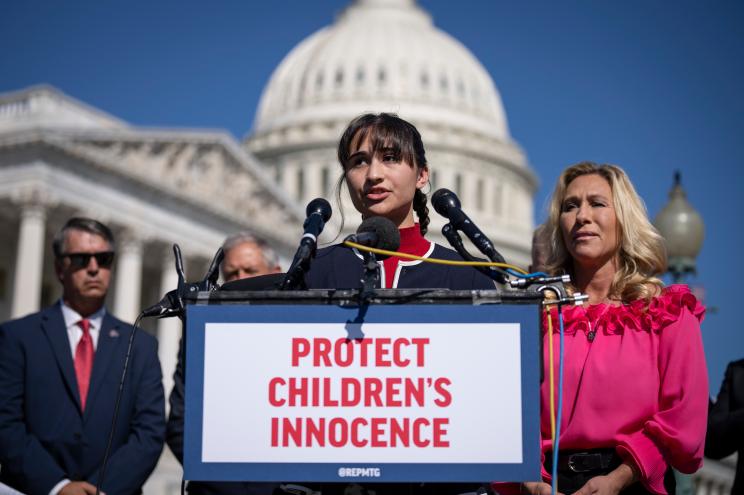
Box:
[544,284,705,336]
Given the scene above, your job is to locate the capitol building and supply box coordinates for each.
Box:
[246,0,537,265]
[0,0,733,493]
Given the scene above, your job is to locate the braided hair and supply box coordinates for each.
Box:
[337,113,430,236]
[413,188,430,236]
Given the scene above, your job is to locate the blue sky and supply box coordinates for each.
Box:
[2,0,742,388]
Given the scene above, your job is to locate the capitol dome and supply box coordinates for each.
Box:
[246,0,537,266]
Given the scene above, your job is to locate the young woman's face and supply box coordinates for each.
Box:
[344,133,428,228]
[559,173,619,271]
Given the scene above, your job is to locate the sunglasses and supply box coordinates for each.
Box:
[60,251,115,269]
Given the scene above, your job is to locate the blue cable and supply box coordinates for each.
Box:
[551,307,566,495]
[506,268,548,278]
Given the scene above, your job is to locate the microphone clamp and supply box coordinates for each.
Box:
[141,245,224,319]
[509,274,571,289]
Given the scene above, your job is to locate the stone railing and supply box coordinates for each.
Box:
[693,455,736,495]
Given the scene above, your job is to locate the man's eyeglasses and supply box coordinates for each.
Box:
[59,251,115,269]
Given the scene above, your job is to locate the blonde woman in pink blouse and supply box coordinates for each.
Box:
[518,162,708,495]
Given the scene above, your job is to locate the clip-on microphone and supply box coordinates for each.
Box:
[345,216,401,302]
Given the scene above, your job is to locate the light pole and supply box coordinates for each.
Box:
[654,171,705,284]
[653,171,705,495]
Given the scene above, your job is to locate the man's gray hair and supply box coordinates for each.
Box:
[52,217,116,258]
[221,231,280,270]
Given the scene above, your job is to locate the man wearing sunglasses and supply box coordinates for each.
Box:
[0,217,165,495]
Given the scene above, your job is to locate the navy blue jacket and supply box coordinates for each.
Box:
[706,358,744,494]
[305,242,496,290]
[0,304,165,495]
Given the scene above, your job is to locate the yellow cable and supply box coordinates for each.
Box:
[547,305,556,445]
[343,240,528,274]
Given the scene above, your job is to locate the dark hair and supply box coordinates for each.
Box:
[52,217,116,258]
[335,113,430,235]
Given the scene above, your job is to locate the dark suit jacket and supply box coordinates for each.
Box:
[0,304,166,495]
[705,358,744,494]
[305,243,496,290]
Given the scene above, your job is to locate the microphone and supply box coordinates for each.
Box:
[141,244,224,319]
[301,198,333,247]
[141,289,180,318]
[347,217,401,297]
[346,216,401,257]
[281,198,333,289]
[431,188,506,264]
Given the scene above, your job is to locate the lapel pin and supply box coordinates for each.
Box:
[109,329,120,338]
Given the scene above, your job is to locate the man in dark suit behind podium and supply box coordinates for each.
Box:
[166,231,282,495]
[0,217,165,495]
[706,358,744,494]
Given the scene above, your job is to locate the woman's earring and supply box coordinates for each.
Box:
[421,179,432,195]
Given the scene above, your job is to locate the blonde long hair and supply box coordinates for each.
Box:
[545,162,667,302]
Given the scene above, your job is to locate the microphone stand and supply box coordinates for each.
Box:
[281,198,332,290]
[281,252,310,290]
[359,251,380,304]
[441,224,508,284]
[95,244,223,495]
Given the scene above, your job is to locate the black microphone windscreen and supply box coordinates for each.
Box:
[357,216,401,252]
[306,198,332,222]
[431,188,461,218]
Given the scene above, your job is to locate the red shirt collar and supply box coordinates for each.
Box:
[381,224,431,288]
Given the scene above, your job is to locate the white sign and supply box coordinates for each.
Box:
[200,322,523,465]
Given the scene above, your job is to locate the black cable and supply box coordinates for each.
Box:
[95,312,144,495]
[179,312,188,495]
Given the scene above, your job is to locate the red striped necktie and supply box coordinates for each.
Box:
[74,318,94,411]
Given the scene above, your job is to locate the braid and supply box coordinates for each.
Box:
[413,188,430,236]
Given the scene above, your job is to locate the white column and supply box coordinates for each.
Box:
[11,204,47,318]
[157,249,182,411]
[113,236,144,323]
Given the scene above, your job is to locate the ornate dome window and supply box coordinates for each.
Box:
[439,74,448,92]
[298,74,308,104]
[420,71,430,90]
[296,168,305,200]
[456,79,465,97]
[476,179,484,211]
[493,184,503,216]
[378,68,387,85]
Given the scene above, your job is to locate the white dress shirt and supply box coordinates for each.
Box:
[59,300,105,355]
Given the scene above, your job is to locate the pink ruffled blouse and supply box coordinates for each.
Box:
[495,285,708,495]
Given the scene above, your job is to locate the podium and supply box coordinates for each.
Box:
[182,288,542,483]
